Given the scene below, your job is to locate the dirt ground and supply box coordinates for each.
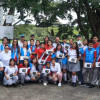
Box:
[0,83,100,100]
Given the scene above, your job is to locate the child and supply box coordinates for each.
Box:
[18,58,30,87]
[30,58,40,82]
[3,59,18,86]
[50,58,62,87]
[52,44,67,83]
[42,62,52,86]
[82,40,96,88]
[67,42,81,87]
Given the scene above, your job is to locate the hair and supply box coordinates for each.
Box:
[31,58,39,71]
[12,38,20,53]
[51,58,56,61]
[4,45,9,49]
[45,62,50,65]
[2,37,9,44]
[9,59,15,66]
[44,36,49,44]
[88,40,93,44]
[55,44,63,53]
[74,42,79,58]
[47,40,53,46]
[36,40,40,47]
[23,58,30,67]
[23,40,28,50]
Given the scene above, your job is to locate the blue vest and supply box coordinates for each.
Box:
[85,48,95,63]
[96,47,100,61]
[51,51,67,64]
[79,47,84,55]
[28,45,36,52]
[20,48,30,57]
[11,47,19,61]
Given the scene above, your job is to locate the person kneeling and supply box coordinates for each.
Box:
[50,58,63,87]
[42,62,52,86]
[3,59,18,86]
[30,58,40,82]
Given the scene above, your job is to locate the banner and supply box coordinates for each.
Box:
[0,26,14,39]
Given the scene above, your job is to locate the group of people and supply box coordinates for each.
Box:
[0,34,100,88]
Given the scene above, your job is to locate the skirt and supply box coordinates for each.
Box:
[67,61,80,72]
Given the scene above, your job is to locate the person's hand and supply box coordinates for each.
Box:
[6,76,9,80]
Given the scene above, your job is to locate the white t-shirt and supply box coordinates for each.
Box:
[30,64,37,74]
[0,61,3,68]
[77,40,83,48]
[68,49,77,58]
[4,65,18,75]
[23,48,27,56]
[18,41,23,48]
[83,45,88,51]
[53,43,58,48]
[50,63,61,73]
[0,51,11,67]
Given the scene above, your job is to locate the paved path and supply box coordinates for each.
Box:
[0,83,100,100]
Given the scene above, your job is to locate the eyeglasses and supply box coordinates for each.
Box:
[5,48,9,49]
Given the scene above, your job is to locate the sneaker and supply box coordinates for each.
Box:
[85,83,91,87]
[20,83,26,87]
[58,83,61,87]
[89,84,95,88]
[80,83,86,86]
[43,83,47,86]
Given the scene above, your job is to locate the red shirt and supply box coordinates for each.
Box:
[93,42,99,48]
[37,48,46,59]
[18,64,30,74]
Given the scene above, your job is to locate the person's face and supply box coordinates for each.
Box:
[20,37,25,41]
[48,41,52,46]
[46,63,50,68]
[51,60,55,65]
[77,36,81,40]
[13,39,17,45]
[10,60,15,66]
[30,36,34,40]
[57,45,62,50]
[72,43,76,49]
[83,39,88,45]
[41,44,45,48]
[33,58,37,64]
[24,60,28,66]
[89,43,93,47]
[55,37,60,43]
[93,37,98,43]
[36,41,40,46]
[69,39,73,45]
[45,37,49,42]
[3,38,8,44]
[5,46,9,53]
[63,39,67,43]
[23,41,28,47]
[30,40,34,46]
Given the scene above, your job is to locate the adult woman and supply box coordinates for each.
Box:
[0,45,11,67]
[11,38,20,65]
